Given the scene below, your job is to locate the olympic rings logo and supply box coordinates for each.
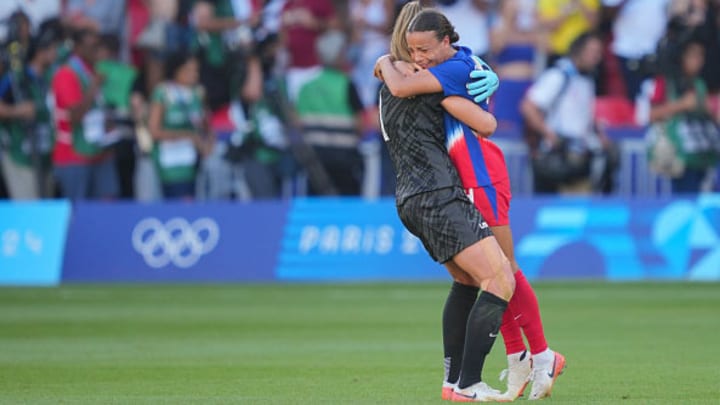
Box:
[131,217,220,269]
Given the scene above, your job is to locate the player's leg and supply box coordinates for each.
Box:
[491,224,549,355]
[475,181,566,400]
[499,232,568,400]
[491,224,549,399]
[403,187,511,401]
[468,184,531,399]
[440,266,478,400]
[448,237,515,402]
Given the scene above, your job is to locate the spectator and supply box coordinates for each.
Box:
[279,0,339,103]
[648,37,720,193]
[434,0,493,59]
[603,0,671,102]
[1,10,33,57]
[345,0,393,198]
[226,34,294,199]
[190,0,260,112]
[538,0,600,67]
[489,0,543,129]
[521,31,618,194]
[147,51,212,199]
[63,0,127,36]
[295,30,364,195]
[0,27,58,199]
[189,0,263,200]
[348,0,394,108]
[51,28,120,200]
[129,67,163,202]
[666,0,720,93]
[0,0,61,41]
[96,33,139,199]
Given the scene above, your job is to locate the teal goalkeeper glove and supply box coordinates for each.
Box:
[466,55,500,104]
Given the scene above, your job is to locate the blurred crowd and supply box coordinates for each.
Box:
[0,0,718,202]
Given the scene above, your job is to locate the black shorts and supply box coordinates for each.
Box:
[397,187,493,263]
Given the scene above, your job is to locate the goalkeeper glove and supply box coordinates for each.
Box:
[466,55,500,104]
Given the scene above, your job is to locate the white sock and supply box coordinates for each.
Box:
[532,348,554,365]
[508,349,528,362]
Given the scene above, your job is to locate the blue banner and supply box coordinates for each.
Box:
[0,200,71,286]
[278,195,720,281]
[277,198,445,281]
[50,194,720,283]
[62,201,289,282]
[512,194,720,281]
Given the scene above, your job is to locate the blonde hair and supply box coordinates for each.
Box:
[390,1,424,63]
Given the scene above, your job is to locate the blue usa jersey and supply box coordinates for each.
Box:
[428,46,507,189]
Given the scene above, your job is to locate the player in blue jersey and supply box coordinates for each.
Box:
[376,5,566,401]
[376,1,515,402]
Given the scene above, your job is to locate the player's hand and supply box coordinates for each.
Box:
[393,60,415,77]
[373,54,392,81]
[467,57,499,104]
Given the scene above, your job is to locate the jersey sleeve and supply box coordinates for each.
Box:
[428,60,471,99]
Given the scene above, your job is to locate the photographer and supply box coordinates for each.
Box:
[0,26,58,199]
[521,31,618,194]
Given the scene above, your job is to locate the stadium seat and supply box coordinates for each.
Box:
[594,96,637,127]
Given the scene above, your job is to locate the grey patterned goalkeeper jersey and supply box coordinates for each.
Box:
[379,85,462,205]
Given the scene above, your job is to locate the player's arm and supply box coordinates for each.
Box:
[441,96,497,138]
[375,54,500,103]
[375,54,442,97]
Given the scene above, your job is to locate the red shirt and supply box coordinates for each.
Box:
[51,56,106,165]
[650,76,668,105]
[281,0,335,68]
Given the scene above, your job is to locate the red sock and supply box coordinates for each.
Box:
[500,306,526,355]
[507,270,548,355]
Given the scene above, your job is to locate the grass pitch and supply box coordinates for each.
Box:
[1,282,718,404]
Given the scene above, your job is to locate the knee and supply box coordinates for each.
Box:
[453,272,478,287]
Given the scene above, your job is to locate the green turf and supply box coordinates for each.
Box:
[1,282,719,404]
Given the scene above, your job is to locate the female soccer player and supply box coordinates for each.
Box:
[376,6,566,401]
[376,2,515,402]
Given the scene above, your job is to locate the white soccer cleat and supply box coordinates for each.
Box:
[441,381,457,401]
[451,381,506,402]
[528,350,566,400]
[498,350,532,400]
